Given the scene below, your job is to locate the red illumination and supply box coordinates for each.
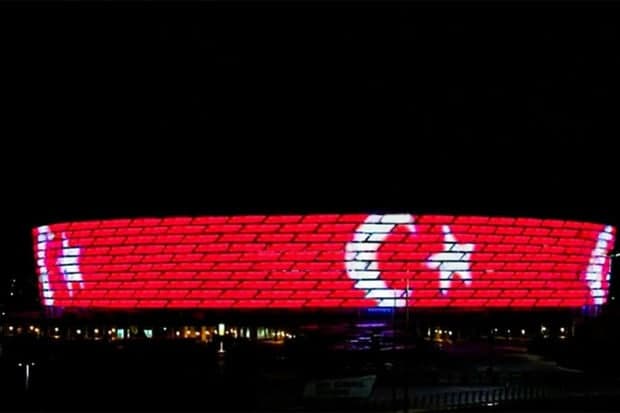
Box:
[34,214,615,309]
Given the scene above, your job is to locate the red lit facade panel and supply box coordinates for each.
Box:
[34,214,615,309]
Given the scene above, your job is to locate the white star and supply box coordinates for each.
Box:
[427,225,474,295]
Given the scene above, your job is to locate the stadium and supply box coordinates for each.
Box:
[6,212,614,336]
[1,212,617,410]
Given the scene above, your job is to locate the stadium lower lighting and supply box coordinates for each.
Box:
[33,214,615,309]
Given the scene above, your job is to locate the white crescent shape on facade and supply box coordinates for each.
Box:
[586,225,614,305]
[36,226,54,306]
[36,227,84,303]
[345,214,416,307]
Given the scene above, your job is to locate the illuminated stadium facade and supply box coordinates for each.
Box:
[33,213,615,310]
[0,212,614,344]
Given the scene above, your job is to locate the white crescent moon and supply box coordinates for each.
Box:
[586,225,614,305]
[36,227,83,304]
[36,226,54,306]
[345,214,416,307]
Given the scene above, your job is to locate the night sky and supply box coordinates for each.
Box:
[1,2,619,304]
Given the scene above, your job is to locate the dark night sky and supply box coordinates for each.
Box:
[1,2,619,301]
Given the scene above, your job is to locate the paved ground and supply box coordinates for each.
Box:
[0,338,613,411]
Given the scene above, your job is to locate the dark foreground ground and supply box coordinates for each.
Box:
[1,336,619,411]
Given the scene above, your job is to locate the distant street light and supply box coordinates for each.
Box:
[18,361,35,391]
